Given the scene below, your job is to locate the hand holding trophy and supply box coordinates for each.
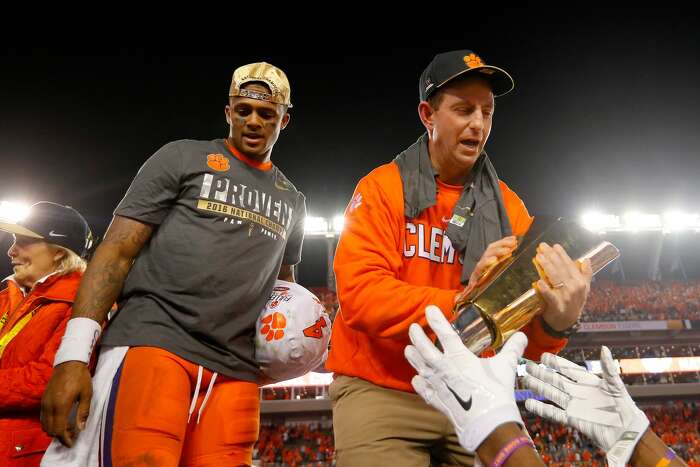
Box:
[452,217,619,354]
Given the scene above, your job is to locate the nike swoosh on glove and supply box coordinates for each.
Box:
[404,305,527,452]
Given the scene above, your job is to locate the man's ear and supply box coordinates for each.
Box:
[280,111,291,130]
[225,104,232,125]
[418,101,435,134]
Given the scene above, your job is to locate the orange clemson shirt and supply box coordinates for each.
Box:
[325,162,566,392]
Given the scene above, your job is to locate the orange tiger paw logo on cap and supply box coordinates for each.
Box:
[260,312,286,341]
[463,53,483,68]
[207,153,230,172]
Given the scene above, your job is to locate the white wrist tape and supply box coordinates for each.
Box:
[53,317,102,366]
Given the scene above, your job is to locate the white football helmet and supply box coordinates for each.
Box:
[255,280,331,382]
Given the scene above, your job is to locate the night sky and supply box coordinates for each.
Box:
[2,13,699,282]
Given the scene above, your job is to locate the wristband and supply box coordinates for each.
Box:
[655,448,677,467]
[53,317,101,366]
[491,436,535,467]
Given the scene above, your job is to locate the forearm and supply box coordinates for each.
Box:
[476,423,545,467]
[71,246,132,323]
[336,264,458,337]
[71,215,153,324]
[631,429,688,467]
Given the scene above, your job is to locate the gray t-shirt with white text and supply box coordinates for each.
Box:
[101,139,306,381]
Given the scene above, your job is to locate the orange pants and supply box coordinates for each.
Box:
[104,347,260,467]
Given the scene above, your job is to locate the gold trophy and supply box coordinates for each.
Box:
[453,217,619,354]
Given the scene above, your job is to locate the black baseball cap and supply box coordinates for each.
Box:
[419,50,515,101]
[0,202,93,258]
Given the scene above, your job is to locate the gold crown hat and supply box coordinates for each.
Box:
[229,62,292,107]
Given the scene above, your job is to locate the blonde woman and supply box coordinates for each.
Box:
[0,202,92,466]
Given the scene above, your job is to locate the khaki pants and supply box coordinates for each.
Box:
[330,375,474,467]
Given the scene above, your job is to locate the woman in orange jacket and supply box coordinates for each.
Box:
[0,202,91,466]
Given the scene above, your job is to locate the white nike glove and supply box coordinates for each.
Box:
[523,346,649,467]
[404,305,527,452]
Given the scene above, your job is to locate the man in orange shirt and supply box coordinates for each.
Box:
[326,49,593,466]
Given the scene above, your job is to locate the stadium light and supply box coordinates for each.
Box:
[332,215,345,234]
[304,216,329,236]
[622,211,661,232]
[581,209,700,234]
[581,211,621,233]
[0,201,31,223]
[662,211,700,233]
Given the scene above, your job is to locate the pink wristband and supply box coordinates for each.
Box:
[491,436,535,467]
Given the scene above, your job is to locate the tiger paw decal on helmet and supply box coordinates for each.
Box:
[260,312,286,341]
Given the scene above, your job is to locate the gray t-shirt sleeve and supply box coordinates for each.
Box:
[283,193,306,265]
[114,141,183,225]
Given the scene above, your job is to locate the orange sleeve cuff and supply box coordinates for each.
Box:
[418,289,460,330]
[522,316,568,361]
[438,290,460,318]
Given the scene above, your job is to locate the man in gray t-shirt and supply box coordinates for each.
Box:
[41,62,304,465]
